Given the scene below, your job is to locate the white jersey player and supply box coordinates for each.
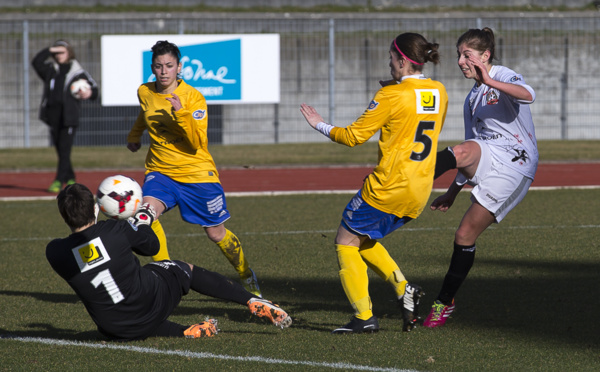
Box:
[461,64,538,182]
[424,27,539,328]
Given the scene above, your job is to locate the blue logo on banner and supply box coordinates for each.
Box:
[143,39,241,101]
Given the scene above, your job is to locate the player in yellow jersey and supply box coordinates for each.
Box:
[126,40,261,297]
[301,32,448,333]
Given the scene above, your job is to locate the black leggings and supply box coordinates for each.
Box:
[50,124,77,183]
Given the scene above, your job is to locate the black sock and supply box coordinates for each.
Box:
[437,241,476,304]
[434,147,457,179]
[191,266,254,305]
[150,320,188,338]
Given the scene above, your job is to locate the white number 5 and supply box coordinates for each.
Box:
[91,269,125,304]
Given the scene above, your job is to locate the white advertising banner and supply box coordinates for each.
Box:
[100,34,280,106]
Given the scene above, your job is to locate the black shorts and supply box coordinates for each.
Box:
[144,260,192,305]
[99,260,193,341]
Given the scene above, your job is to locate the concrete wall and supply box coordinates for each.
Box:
[1,12,599,148]
[10,0,596,9]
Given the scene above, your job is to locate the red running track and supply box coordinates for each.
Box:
[1,163,599,199]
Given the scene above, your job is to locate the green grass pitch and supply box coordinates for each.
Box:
[1,188,599,371]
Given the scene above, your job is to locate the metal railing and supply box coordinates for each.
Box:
[2,12,599,148]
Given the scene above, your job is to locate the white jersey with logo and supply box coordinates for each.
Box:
[463,65,538,179]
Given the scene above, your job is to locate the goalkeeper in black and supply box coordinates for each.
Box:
[46,183,291,341]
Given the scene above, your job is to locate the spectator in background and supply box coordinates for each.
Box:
[32,40,98,193]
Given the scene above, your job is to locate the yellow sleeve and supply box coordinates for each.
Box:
[127,110,147,143]
[330,90,391,147]
[173,92,207,151]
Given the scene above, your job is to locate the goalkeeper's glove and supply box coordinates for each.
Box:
[128,203,157,226]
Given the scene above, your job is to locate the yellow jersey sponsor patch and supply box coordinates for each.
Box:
[415,89,440,114]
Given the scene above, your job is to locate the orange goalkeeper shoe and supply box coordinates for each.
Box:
[184,319,219,338]
[247,298,292,329]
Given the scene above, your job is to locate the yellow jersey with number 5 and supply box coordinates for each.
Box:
[330,76,448,218]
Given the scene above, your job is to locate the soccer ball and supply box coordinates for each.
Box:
[96,175,143,220]
[70,79,91,99]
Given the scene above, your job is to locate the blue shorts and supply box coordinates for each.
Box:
[341,191,412,240]
[142,172,231,227]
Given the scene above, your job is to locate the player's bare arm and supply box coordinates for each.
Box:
[468,56,533,101]
[486,79,533,102]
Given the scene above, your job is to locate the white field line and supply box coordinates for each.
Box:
[1,184,599,201]
[0,187,597,370]
[149,223,600,240]
[1,335,419,372]
[2,224,599,243]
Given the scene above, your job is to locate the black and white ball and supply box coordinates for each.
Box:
[96,175,143,220]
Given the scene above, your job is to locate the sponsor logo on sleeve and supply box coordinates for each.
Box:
[193,109,206,120]
[367,100,379,111]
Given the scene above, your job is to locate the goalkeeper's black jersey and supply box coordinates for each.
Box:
[46,219,171,340]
